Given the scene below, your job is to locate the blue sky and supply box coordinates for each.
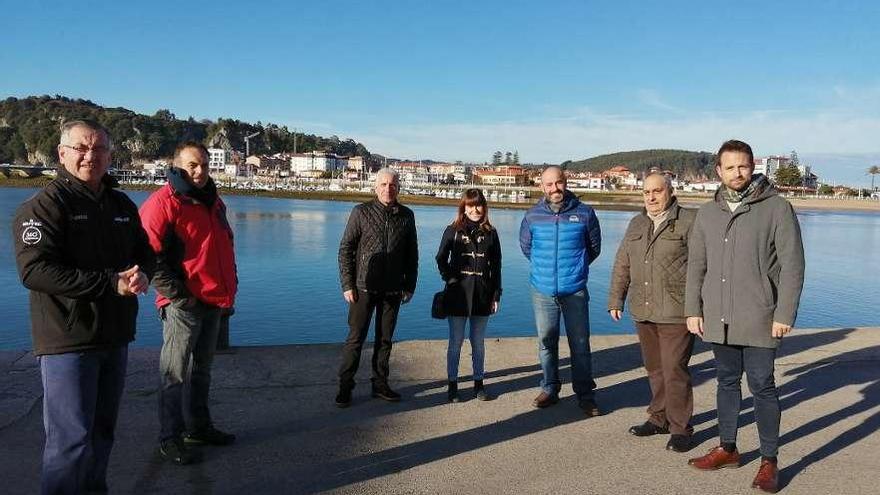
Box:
[2,0,879,184]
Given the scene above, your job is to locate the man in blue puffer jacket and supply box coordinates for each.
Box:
[520,166,602,415]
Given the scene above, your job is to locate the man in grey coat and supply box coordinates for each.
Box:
[684,139,805,494]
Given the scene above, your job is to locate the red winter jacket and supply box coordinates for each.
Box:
[139,181,237,309]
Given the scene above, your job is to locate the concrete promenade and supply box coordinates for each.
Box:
[1,327,878,494]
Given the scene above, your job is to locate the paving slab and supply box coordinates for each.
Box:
[1,327,877,494]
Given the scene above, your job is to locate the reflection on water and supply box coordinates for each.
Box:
[0,188,877,349]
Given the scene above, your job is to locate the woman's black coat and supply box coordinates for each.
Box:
[435,223,502,317]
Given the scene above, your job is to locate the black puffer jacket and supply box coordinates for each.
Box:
[435,222,502,317]
[338,199,418,293]
[12,168,156,355]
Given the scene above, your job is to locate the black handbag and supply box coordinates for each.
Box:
[431,289,447,319]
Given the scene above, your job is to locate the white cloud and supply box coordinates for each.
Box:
[635,89,682,113]
[340,109,880,184]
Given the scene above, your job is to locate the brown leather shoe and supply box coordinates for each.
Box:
[688,446,741,470]
[532,391,559,408]
[751,459,779,493]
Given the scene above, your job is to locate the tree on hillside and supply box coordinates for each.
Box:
[0,96,372,166]
[505,151,512,164]
[513,150,519,165]
[153,109,176,121]
[775,165,803,187]
[867,165,880,191]
[492,151,502,165]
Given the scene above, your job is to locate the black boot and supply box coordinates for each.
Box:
[335,385,353,408]
[474,379,491,401]
[447,381,460,403]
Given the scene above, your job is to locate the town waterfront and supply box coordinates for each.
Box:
[0,188,878,350]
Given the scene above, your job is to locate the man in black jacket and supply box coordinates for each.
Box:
[12,119,155,494]
[336,168,418,407]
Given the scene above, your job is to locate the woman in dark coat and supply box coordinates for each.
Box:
[435,189,502,402]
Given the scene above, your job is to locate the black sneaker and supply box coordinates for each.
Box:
[447,382,460,403]
[335,387,353,408]
[184,426,236,446]
[474,380,492,401]
[628,421,669,437]
[667,434,692,452]
[371,384,402,402]
[159,437,203,465]
[578,398,602,417]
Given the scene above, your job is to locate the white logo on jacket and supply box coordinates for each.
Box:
[20,219,43,245]
[569,215,580,222]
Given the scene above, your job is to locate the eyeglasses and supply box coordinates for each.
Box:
[62,144,110,156]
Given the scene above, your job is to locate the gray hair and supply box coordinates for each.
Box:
[59,119,113,148]
[375,167,399,183]
[643,170,673,192]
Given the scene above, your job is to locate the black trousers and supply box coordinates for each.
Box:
[338,290,402,388]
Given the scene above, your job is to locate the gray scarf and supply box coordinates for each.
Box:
[720,173,769,203]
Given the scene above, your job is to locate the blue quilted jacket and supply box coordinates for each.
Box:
[519,191,602,297]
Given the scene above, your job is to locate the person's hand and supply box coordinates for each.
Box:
[402,291,413,304]
[491,301,499,314]
[115,265,147,296]
[771,321,792,338]
[343,290,358,304]
[127,269,148,295]
[687,316,704,337]
[609,309,622,322]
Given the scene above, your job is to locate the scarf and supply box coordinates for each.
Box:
[720,173,769,203]
[168,167,218,207]
[647,209,670,231]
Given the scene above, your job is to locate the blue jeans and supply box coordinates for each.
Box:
[159,300,222,441]
[447,316,489,381]
[39,346,128,495]
[531,288,596,400]
[713,343,780,457]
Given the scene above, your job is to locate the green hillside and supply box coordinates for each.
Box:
[0,95,371,166]
[563,149,716,179]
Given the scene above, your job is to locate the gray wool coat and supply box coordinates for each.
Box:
[607,199,696,324]
[684,183,805,349]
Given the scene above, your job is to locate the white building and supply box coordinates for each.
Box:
[754,156,791,178]
[224,163,256,177]
[683,180,721,192]
[208,148,232,174]
[568,177,606,190]
[142,159,169,177]
[290,151,348,176]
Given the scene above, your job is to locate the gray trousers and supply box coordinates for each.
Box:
[158,300,222,441]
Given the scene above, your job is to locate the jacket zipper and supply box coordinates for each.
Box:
[554,212,559,296]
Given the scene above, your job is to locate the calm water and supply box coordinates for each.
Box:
[0,188,877,349]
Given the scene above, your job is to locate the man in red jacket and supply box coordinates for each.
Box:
[140,141,238,465]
